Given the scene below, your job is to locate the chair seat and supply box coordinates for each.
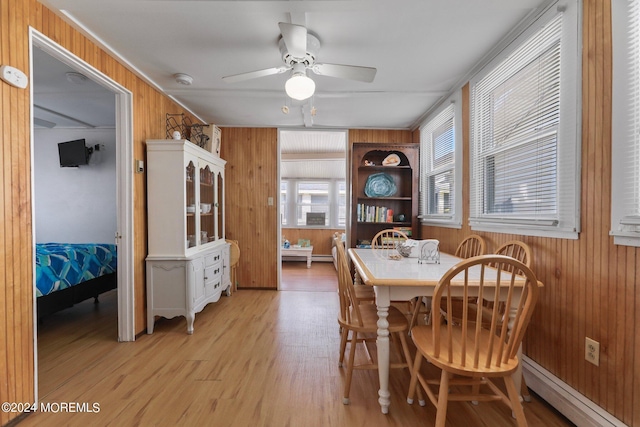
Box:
[340,303,408,334]
[411,324,520,378]
[354,285,375,301]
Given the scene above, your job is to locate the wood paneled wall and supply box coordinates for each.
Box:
[421,1,640,424]
[1,1,200,424]
[347,129,414,145]
[222,128,279,289]
[282,228,344,255]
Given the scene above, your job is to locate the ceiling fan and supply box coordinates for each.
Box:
[222,22,377,100]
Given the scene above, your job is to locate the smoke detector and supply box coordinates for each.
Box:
[174,73,194,85]
[66,71,88,84]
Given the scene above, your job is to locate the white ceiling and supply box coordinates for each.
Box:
[36,0,550,130]
[280,130,346,179]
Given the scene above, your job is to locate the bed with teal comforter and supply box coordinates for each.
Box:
[35,243,117,318]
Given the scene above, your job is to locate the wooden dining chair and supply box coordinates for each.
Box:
[461,242,531,332]
[483,240,533,401]
[371,228,415,313]
[333,235,375,303]
[334,235,374,366]
[407,254,541,427]
[410,234,487,330]
[334,239,420,405]
[442,240,534,402]
[455,234,487,259]
[371,228,408,249]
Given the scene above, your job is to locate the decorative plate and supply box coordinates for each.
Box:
[364,173,397,197]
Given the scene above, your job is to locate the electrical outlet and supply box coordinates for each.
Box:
[585,337,600,366]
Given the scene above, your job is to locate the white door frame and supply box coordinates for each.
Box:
[276,128,350,290]
[29,28,136,399]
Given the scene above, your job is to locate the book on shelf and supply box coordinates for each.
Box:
[357,203,394,223]
[393,226,412,237]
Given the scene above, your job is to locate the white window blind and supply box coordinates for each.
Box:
[611,0,640,246]
[420,100,461,227]
[627,0,640,221]
[469,3,580,239]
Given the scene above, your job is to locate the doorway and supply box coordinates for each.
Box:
[30,30,135,401]
[277,129,349,291]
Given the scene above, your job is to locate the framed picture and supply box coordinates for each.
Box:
[306,212,325,226]
[203,124,222,157]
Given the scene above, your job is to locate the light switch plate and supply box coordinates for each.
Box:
[0,65,28,89]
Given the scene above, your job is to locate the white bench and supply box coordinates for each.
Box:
[281,246,313,268]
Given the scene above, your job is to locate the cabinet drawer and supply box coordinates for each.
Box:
[205,263,223,280]
[204,251,223,267]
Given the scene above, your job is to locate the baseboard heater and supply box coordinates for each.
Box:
[522,356,626,427]
[281,255,333,262]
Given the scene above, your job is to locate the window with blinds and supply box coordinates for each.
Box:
[280,179,345,228]
[469,2,580,239]
[611,0,640,246]
[419,97,461,227]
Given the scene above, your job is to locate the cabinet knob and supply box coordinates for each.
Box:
[204,276,208,280]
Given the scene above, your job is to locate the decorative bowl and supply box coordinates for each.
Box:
[364,173,397,197]
[382,153,401,166]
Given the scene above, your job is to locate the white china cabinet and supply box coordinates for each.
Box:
[145,139,230,334]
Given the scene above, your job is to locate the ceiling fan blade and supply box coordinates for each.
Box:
[222,66,290,83]
[278,22,307,59]
[311,63,377,83]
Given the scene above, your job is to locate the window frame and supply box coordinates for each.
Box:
[468,0,581,239]
[281,178,346,229]
[419,90,462,228]
[611,0,640,247]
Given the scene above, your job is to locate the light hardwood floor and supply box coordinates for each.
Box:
[22,266,574,427]
[281,260,338,292]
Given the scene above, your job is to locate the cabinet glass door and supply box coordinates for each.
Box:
[186,161,196,249]
[199,164,214,245]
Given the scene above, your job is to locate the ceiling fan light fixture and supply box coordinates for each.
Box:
[285,65,315,100]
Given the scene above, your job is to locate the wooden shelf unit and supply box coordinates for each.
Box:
[350,143,419,249]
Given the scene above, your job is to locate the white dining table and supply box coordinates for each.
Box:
[348,247,530,415]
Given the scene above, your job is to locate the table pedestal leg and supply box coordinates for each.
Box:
[375,287,391,414]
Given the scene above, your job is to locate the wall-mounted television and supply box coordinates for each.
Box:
[58,139,91,167]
